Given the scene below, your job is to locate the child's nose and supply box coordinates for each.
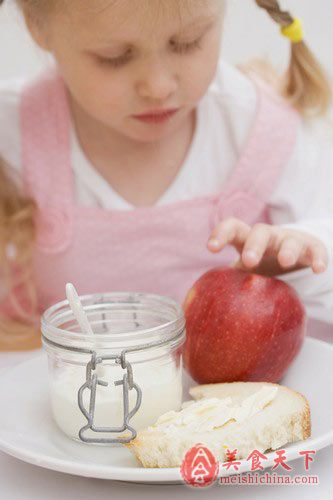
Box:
[136,58,178,101]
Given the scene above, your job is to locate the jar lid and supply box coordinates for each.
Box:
[41,291,185,354]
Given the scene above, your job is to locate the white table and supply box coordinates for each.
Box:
[0,343,332,500]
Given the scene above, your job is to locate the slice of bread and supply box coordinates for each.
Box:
[123,381,311,468]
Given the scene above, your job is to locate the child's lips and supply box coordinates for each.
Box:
[132,108,179,123]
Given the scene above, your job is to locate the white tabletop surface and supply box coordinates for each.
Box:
[0,344,332,500]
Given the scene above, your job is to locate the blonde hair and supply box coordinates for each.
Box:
[0,156,40,350]
[0,0,331,349]
[242,0,332,117]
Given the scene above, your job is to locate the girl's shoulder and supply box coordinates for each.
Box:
[0,75,27,122]
[0,75,28,180]
[206,59,320,155]
[210,58,297,114]
[209,58,258,109]
[208,58,308,121]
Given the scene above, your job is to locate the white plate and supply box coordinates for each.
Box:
[0,337,332,485]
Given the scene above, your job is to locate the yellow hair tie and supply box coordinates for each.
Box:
[280,17,304,43]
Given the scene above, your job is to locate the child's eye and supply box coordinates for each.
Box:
[170,38,202,54]
[96,37,202,69]
[98,49,133,68]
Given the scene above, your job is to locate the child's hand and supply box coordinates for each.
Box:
[207,218,328,277]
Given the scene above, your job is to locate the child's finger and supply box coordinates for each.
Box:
[307,241,328,273]
[277,237,304,268]
[207,218,250,252]
[241,223,272,268]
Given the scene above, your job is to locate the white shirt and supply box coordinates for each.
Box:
[1,59,333,327]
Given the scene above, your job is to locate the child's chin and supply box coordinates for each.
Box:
[127,125,173,143]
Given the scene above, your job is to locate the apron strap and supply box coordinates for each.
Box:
[21,64,74,253]
[210,72,300,229]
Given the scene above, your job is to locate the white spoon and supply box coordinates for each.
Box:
[66,283,95,337]
[66,282,105,376]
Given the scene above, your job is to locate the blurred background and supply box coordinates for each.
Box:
[0,0,332,81]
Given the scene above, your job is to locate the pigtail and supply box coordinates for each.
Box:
[254,0,332,117]
[0,156,40,350]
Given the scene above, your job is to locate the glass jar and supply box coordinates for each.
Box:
[41,292,185,445]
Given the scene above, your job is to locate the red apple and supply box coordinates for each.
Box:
[182,267,306,383]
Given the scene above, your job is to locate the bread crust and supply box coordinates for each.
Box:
[301,398,311,439]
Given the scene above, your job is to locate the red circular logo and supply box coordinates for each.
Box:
[180,443,219,487]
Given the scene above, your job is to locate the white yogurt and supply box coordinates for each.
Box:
[50,358,183,441]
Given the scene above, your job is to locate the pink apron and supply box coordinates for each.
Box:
[17,65,300,320]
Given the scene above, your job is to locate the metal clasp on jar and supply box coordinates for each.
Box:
[78,350,142,444]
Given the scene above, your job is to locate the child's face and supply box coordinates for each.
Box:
[29,0,225,144]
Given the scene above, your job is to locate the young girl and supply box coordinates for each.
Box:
[0,0,333,350]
